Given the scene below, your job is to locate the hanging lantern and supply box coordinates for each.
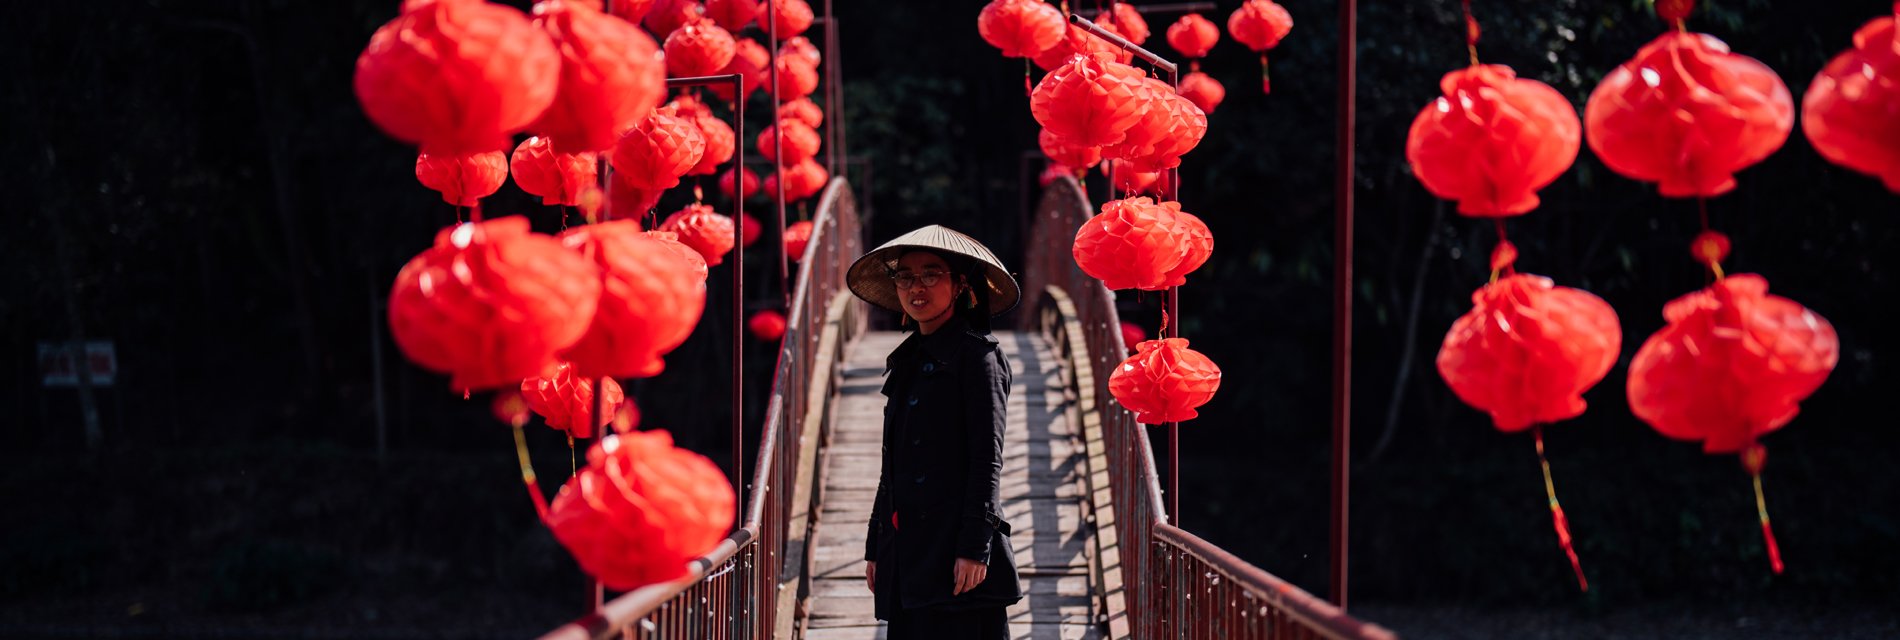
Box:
[710,38,771,104]
[1101,78,1174,169]
[1118,321,1147,350]
[1160,203,1212,287]
[681,105,735,176]
[1111,79,1207,173]
[511,136,599,207]
[1227,0,1293,94]
[1107,159,1161,195]
[781,97,825,128]
[739,212,762,247]
[721,165,762,200]
[977,0,1066,59]
[389,217,601,391]
[415,151,508,206]
[641,0,701,38]
[601,0,656,22]
[767,158,830,201]
[774,56,821,101]
[1178,71,1226,114]
[759,118,822,165]
[1033,23,1134,71]
[521,362,626,438]
[783,220,814,261]
[610,105,707,190]
[704,0,759,31]
[1108,338,1222,424]
[530,0,668,153]
[1628,272,1836,575]
[1040,128,1102,172]
[1032,51,1150,148]
[1583,32,1793,198]
[1071,196,1192,291]
[1165,13,1219,60]
[1438,272,1621,432]
[1802,6,1900,192]
[784,35,822,67]
[354,0,559,154]
[1099,2,1150,45]
[1407,64,1581,217]
[659,203,738,266]
[665,17,738,78]
[607,172,664,218]
[768,0,813,40]
[546,430,736,591]
[645,229,711,280]
[559,220,707,378]
[748,309,788,341]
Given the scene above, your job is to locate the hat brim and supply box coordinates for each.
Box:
[847,225,1021,317]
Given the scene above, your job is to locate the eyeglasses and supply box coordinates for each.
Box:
[891,270,948,290]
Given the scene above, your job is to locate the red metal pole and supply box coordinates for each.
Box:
[769,1,790,310]
[1331,0,1359,611]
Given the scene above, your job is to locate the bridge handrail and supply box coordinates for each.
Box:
[537,178,863,640]
[1025,175,1395,640]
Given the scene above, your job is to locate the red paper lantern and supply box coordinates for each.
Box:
[1033,24,1132,71]
[666,17,736,78]
[1109,79,1207,173]
[608,172,664,217]
[521,362,626,438]
[767,0,813,40]
[783,220,814,261]
[1072,196,1192,291]
[766,158,829,201]
[645,229,711,280]
[1101,79,1173,167]
[531,0,668,153]
[1166,13,1219,60]
[784,35,822,67]
[704,0,759,31]
[1407,64,1581,217]
[511,136,599,206]
[1040,128,1102,172]
[546,430,736,591]
[1178,71,1226,114]
[1437,273,1621,432]
[1227,0,1293,94]
[1118,321,1147,350]
[977,0,1066,59]
[1628,274,1837,454]
[610,105,707,190]
[600,0,656,22]
[659,203,738,265]
[1100,2,1150,45]
[774,56,821,101]
[355,0,559,154]
[1109,338,1222,424]
[641,0,700,38]
[1032,52,1150,148]
[759,118,822,165]
[781,97,825,128]
[415,151,508,206]
[389,217,601,390]
[710,38,770,104]
[1160,203,1212,287]
[739,212,762,247]
[721,166,761,200]
[685,109,735,176]
[748,309,788,341]
[1802,8,1900,192]
[1584,32,1794,198]
[559,220,708,378]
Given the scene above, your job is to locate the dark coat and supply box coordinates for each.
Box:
[866,316,1022,619]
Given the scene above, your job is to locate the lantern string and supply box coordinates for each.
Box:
[1535,426,1589,591]
[1260,53,1272,95]
[512,425,552,522]
[1753,471,1785,574]
[1024,58,1033,97]
[1462,0,1480,66]
[568,433,578,478]
[470,201,484,223]
[1159,309,1170,335]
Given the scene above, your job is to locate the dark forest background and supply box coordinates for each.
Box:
[4,0,1898,638]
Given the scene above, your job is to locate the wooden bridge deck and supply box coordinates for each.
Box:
[803,331,1104,640]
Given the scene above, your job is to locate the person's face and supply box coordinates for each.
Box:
[893,251,962,323]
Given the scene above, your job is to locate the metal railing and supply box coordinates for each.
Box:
[1025,175,1395,640]
[538,178,863,640]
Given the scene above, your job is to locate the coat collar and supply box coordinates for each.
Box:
[887,315,975,371]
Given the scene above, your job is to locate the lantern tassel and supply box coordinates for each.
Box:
[1743,444,1785,574]
[1535,426,1589,591]
[1024,58,1033,97]
[568,433,578,477]
[512,425,551,522]
[1259,53,1272,95]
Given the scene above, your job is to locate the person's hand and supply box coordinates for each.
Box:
[865,561,877,594]
[952,557,987,595]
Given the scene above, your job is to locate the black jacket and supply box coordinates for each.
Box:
[866,316,1023,618]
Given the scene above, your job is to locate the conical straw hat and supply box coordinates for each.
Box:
[847,225,1020,316]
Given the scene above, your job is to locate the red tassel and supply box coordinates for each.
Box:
[1535,426,1589,591]
[1745,444,1785,574]
[1260,53,1272,95]
[513,425,551,522]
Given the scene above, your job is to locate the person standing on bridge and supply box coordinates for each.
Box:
[847,225,1024,639]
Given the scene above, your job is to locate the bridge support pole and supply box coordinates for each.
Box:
[1331,0,1359,611]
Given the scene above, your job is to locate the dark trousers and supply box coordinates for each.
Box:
[886,605,1008,640]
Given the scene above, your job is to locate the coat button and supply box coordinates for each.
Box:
[911,438,922,445]
[913,475,926,484]
[907,396,918,406]
[923,362,935,373]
